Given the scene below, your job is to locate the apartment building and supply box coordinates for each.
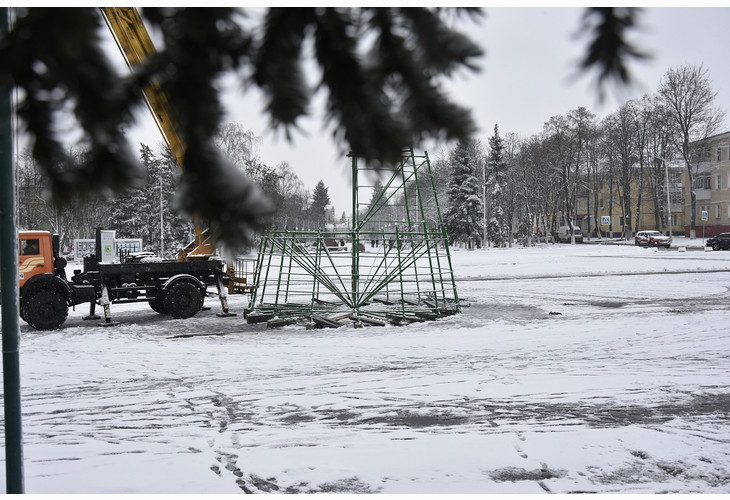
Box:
[686,130,730,237]
[577,130,730,238]
[579,163,685,238]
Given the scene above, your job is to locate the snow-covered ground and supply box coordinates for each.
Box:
[2,239,730,494]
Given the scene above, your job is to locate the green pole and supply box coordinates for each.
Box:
[349,153,360,314]
[0,7,26,494]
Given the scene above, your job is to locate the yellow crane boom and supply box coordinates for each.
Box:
[100,7,215,260]
[100,7,184,167]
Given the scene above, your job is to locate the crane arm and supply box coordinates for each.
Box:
[100,7,185,168]
[100,7,215,260]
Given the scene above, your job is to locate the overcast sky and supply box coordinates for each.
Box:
[126,5,730,215]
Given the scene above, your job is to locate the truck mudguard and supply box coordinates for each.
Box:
[161,273,205,293]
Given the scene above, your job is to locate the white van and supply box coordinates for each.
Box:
[558,226,583,243]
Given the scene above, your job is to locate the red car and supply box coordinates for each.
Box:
[635,230,671,248]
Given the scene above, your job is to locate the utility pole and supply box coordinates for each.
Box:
[0,7,26,494]
[482,153,487,247]
[665,159,673,244]
[656,156,673,244]
[159,173,164,257]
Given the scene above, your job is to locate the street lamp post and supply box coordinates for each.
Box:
[657,157,673,245]
[665,160,673,244]
[482,154,487,248]
[159,173,164,257]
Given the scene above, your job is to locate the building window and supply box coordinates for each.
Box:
[671,214,678,226]
[717,148,722,161]
[619,216,625,227]
[599,198,604,209]
[717,174,722,190]
[716,204,721,219]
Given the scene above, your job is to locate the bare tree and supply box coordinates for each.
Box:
[15,146,110,249]
[542,108,594,243]
[584,119,603,238]
[512,136,547,246]
[657,63,726,238]
[276,161,309,229]
[595,117,615,238]
[630,96,652,234]
[603,103,639,239]
[641,94,674,232]
[214,122,261,170]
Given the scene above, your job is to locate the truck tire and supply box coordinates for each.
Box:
[164,281,203,319]
[149,295,168,314]
[25,289,68,330]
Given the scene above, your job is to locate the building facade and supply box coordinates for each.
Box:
[575,130,730,239]
[684,130,730,237]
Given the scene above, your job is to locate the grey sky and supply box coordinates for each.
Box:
[126,6,730,216]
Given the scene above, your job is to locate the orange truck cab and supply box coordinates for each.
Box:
[17,230,77,330]
[19,230,58,286]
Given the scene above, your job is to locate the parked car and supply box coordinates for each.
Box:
[706,232,730,251]
[635,230,671,248]
[557,226,583,243]
[534,231,553,243]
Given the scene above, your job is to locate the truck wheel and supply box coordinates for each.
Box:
[164,282,203,319]
[149,295,168,314]
[25,289,68,330]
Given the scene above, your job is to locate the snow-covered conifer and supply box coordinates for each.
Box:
[444,140,483,249]
[487,125,509,247]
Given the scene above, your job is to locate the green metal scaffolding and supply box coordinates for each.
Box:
[247,148,460,327]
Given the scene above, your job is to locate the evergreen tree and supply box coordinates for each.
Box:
[108,144,192,258]
[108,144,157,244]
[156,149,193,258]
[309,180,331,228]
[361,178,387,229]
[444,140,483,249]
[369,179,384,205]
[487,125,509,247]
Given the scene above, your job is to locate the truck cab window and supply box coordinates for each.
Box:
[22,239,40,256]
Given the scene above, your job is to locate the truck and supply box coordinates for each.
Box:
[557,225,583,243]
[18,229,234,331]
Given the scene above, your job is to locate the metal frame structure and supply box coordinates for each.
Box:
[247,148,460,327]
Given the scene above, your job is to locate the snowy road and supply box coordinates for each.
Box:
[2,244,730,493]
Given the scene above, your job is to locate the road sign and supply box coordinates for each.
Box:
[601,216,610,226]
[701,210,708,222]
